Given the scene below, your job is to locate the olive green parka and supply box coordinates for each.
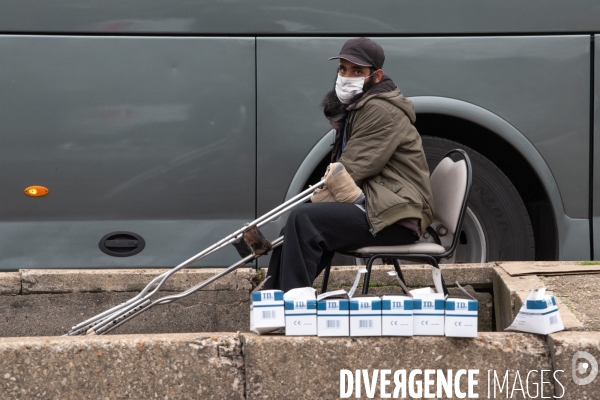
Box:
[338,87,434,234]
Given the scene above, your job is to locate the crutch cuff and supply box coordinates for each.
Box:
[243,225,272,256]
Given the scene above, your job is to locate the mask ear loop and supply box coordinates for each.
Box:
[361,71,378,93]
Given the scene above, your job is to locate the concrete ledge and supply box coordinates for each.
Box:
[243,332,554,399]
[1,332,555,399]
[0,333,245,399]
[1,269,258,337]
[3,266,496,337]
[3,264,591,338]
[0,272,20,295]
[263,263,495,289]
[312,263,494,288]
[492,267,584,331]
[547,331,600,400]
[1,290,250,337]
[20,268,257,294]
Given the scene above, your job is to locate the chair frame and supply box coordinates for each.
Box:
[320,149,473,296]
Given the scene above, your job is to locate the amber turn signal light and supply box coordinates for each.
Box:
[24,186,49,197]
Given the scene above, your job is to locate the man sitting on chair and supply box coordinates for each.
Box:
[264,37,434,292]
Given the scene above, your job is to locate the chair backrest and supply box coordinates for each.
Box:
[429,150,472,254]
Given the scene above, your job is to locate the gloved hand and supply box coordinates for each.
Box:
[310,186,336,202]
[311,163,363,203]
[326,162,363,203]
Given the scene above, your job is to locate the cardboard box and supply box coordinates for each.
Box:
[350,295,382,337]
[445,297,478,338]
[316,268,369,337]
[411,288,445,336]
[445,283,478,338]
[284,287,318,336]
[250,289,285,334]
[381,295,414,336]
[506,287,564,335]
[316,288,350,337]
[317,296,349,337]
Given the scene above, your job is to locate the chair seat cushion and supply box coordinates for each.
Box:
[345,242,446,255]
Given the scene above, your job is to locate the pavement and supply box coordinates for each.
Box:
[541,274,600,331]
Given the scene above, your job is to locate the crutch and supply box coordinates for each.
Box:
[65,180,324,336]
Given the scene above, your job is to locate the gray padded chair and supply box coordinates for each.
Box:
[320,149,473,296]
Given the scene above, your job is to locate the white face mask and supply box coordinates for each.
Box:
[335,72,374,104]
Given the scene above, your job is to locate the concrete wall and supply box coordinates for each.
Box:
[0,333,246,399]
[0,269,256,337]
[0,332,557,399]
[2,331,596,399]
[0,264,495,337]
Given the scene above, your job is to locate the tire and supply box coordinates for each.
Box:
[422,136,535,262]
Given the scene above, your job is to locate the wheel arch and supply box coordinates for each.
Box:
[411,96,563,210]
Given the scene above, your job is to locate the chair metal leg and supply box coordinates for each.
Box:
[320,264,331,294]
[362,256,377,295]
[377,254,450,297]
[392,259,406,286]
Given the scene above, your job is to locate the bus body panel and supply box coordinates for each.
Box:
[0,4,598,268]
[0,36,256,269]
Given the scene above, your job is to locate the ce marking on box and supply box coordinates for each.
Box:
[293,320,302,325]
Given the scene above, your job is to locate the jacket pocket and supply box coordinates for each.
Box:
[371,175,403,194]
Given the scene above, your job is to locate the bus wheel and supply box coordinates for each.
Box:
[422,136,535,263]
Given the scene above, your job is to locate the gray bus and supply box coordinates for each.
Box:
[0,0,598,269]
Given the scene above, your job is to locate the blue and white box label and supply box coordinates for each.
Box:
[506,287,564,335]
[411,288,445,336]
[381,295,413,336]
[445,298,478,338]
[285,298,317,336]
[350,296,382,337]
[317,298,349,337]
[250,289,285,334]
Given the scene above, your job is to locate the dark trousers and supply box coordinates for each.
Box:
[263,202,417,292]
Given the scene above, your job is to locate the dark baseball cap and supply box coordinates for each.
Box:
[329,37,385,70]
